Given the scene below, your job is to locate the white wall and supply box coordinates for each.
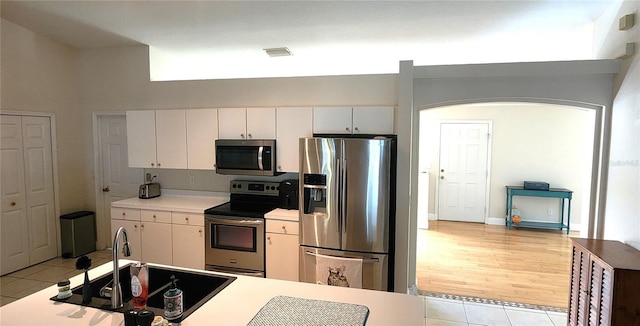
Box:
[77,45,398,195]
[0,19,89,214]
[594,1,640,249]
[420,103,595,228]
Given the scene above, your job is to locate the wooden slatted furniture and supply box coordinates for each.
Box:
[569,238,640,326]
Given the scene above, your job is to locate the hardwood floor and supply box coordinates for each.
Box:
[416,220,577,309]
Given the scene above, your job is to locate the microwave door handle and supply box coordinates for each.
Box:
[257,146,264,170]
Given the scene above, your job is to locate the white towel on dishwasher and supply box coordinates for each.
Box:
[315,253,363,289]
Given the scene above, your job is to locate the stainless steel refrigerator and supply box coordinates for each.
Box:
[298,136,395,291]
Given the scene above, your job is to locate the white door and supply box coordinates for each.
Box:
[1,115,30,274]
[1,115,57,274]
[99,115,143,248]
[22,116,57,264]
[438,123,490,223]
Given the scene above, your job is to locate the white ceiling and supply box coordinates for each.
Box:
[1,1,615,80]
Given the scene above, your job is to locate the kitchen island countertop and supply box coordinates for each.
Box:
[0,261,424,325]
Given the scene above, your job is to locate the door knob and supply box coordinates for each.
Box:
[102,186,110,192]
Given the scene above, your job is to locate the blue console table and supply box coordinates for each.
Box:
[505,186,573,234]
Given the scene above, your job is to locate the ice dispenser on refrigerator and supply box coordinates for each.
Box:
[303,174,327,215]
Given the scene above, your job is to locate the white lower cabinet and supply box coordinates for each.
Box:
[265,212,299,281]
[140,220,172,266]
[111,219,141,262]
[111,206,205,268]
[171,212,205,270]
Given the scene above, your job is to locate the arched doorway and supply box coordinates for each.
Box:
[415,101,597,307]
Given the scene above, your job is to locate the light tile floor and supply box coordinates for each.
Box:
[0,250,112,306]
[424,297,567,326]
[1,251,568,325]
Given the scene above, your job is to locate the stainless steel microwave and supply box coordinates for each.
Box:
[215,139,277,176]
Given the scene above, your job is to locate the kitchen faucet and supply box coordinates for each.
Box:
[100,226,131,309]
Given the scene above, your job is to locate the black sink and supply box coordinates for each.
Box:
[51,263,236,322]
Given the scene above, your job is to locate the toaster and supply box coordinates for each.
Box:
[139,183,161,199]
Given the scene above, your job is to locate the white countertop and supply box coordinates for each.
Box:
[265,208,299,221]
[111,190,230,213]
[0,261,424,325]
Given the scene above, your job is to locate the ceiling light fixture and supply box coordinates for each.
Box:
[264,47,292,57]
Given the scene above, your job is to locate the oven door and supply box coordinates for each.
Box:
[205,215,265,273]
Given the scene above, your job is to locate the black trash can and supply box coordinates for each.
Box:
[60,211,96,258]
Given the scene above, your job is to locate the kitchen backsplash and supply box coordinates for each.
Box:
[147,169,298,192]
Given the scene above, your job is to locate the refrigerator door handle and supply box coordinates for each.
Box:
[304,250,380,263]
[340,158,347,234]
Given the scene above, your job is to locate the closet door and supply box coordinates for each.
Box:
[0,115,30,275]
[0,115,57,275]
[22,116,57,264]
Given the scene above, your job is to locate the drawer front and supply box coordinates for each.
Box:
[266,220,299,235]
[172,212,204,226]
[111,207,140,221]
[140,210,172,223]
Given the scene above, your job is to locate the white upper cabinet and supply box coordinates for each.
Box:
[126,110,187,169]
[127,110,157,168]
[155,110,187,169]
[313,107,353,134]
[218,108,276,139]
[352,106,395,134]
[186,109,218,170]
[276,107,313,173]
[247,108,277,139]
[313,106,395,135]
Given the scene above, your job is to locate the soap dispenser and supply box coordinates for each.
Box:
[163,275,183,321]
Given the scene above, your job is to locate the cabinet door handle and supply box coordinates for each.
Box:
[345,127,350,132]
[248,133,252,139]
[198,229,203,234]
[134,224,138,229]
[354,127,359,132]
[10,201,16,206]
[141,224,144,228]
[151,163,155,167]
[185,217,189,221]
[157,163,161,167]
[152,215,156,219]
[122,212,126,216]
[241,133,245,139]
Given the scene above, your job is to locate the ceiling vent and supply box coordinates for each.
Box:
[264,47,292,57]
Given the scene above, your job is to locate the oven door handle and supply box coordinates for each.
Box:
[206,216,264,226]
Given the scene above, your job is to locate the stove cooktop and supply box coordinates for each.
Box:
[204,180,281,218]
[204,201,279,218]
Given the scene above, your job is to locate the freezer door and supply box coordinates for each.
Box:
[299,138,341,249]
[342,138,391,253]
[299,246,389,291]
